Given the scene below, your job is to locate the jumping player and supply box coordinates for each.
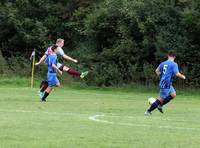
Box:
[35,38,88,78]
[145,50,186,115]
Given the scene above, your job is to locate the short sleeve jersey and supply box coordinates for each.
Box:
[45,46,65,57]
[158,60,179,89]
[46,54,58,74]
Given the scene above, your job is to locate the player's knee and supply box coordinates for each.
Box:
[171,93,176,98]
[55,83,60,87]
[40,80,48,88]
[63,66,69,72]
[158,98,164,105]
[46,87,52,93]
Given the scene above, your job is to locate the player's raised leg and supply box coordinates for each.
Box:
[59,64,88,78]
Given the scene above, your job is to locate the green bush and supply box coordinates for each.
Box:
[0,0,200,88]
[0,50,10,75]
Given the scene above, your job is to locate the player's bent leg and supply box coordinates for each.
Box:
[158,91,172,113]
[41,74,57,102]
[162,87,176,106]
[38,80,48,98]
[157,94,174,113]
[156,98,164,113]
[62,65,89,78]
[65,67,81,76]
[156,97,164,113]
[145,98,162,115]
[41,87,52,102]
[158,98,164,105]
[157,88,176,113]
[156,88,170,113]
[162,95,173,106]
[40,80,48,91]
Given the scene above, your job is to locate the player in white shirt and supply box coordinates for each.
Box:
[36,38,88,78]
[35,39,88,97]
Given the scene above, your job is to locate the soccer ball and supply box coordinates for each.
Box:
[148,97,156,105]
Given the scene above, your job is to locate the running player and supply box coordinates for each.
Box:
[145,50,186,115]
[40,44,62,102]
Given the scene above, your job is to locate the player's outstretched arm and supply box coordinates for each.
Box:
[176,72,186,80]
[62,54,78,63]
[35,54,47,66]
[155,67,161,76]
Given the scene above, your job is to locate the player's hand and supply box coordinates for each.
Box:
[74,59,78,63]
[57,70,62,76]
[35,62,40,66]
[182,75,186,80]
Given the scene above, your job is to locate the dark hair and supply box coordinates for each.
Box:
[168,50,176,57]
[51,44,58,51]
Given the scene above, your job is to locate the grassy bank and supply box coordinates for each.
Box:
[0,77,199,96]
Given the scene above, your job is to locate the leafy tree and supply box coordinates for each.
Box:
[0,0,200,87]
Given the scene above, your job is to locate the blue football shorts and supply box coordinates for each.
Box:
[47,73,59,87]
[159,86,176,100]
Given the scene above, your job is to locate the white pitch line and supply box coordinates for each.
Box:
[1,109,200,131]
[0,109,87,117]
[100,114,200,124]
[89,114,200,131]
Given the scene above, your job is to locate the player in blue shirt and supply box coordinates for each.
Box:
[36,38,88,97]
[40,44,62,102]
[145,51,186,115]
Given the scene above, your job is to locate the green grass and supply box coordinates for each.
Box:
[0,84,200,148]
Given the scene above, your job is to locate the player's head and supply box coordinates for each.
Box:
[56,38,64,48]
[167,50,176,60]
[51,44,58,52]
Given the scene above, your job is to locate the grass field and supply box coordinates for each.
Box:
[0,84,200,148]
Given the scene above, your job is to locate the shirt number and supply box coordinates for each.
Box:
[163,65,168,74]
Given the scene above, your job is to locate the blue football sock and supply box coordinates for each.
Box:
[163,95,173,106]
[41,92,49,101]
[148,99,161,112]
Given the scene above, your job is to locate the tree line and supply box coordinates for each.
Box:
[0,0,200,87]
